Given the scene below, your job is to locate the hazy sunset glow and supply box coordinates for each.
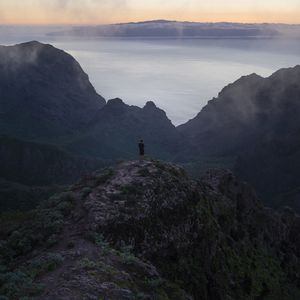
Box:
[0,0,299,25]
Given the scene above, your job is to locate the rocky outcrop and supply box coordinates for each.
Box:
[1,160,299,299]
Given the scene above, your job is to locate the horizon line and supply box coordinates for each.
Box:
[1,19,300,26]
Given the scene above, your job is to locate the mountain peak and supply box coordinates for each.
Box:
[16,40,49,47]
[106,97,125,106]
[269,64,300,81]
[230,72,262,86]
[143,100,157,109]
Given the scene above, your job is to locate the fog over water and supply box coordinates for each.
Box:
[1,28,300,125]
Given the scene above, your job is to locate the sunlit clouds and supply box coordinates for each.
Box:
[0,0,299,24]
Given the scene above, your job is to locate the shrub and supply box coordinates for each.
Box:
[0,270,44,298]
[27,253,64,277]
[95,234,112,255]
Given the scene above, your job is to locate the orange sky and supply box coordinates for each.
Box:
[0,0,299,25]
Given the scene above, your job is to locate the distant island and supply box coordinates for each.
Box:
[49,20,300,38]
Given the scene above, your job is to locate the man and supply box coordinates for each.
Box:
[138,139,145,159]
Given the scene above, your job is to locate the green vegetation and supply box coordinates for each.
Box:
[0,191,75,298]
[94,233,113,255]
[0,192,75,261]
[95,169,114,185]
[0,160,299,299]
[0,253,63,299]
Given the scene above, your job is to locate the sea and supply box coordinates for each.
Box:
[1,27,300,125]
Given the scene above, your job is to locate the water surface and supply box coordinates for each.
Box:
[1,30,300,125]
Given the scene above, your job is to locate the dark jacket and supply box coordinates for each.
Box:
[138,142,145,155]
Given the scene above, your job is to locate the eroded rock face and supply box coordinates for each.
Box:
[0,160,300,299]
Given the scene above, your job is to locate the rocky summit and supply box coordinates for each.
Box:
[0,160,300,299]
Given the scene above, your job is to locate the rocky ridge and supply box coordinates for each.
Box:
[0,160,300,299]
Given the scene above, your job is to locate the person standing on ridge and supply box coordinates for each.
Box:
[138,139,145,159]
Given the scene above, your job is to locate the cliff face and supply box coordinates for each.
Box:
[1,160,299,299]
[0,41,105,140]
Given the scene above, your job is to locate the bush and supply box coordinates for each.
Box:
[0,270,44,298]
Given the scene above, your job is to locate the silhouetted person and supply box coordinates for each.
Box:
[138,139,145,159]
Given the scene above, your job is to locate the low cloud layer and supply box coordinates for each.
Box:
[0,0,299,24]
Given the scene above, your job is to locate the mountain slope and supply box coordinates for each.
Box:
[0,178,62,212]
[179,65,300,211]
[1,160,299,299]
[179,66,300,153]
[0,136,105,186]
[0,41,105,141]
[0,136,107,212]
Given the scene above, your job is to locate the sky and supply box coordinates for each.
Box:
[0,0,299,25]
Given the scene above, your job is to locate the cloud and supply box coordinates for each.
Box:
[0,0,299,24]
[40,0,130,23]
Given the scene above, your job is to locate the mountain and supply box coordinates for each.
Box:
[179,65,300,211]
[1,41,300,214]
[49,20,300,38]
[0,160,299,299]
[0,41,105,141]
[0,41,109,212]
[66,98,188,160]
